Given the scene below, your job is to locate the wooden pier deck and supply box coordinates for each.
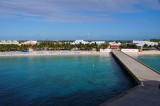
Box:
[101,50,160,106]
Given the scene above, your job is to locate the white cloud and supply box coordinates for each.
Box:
[0,0,159,21]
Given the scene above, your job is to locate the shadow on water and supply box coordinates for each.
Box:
[100,80,160,106]
[111,54,139,86]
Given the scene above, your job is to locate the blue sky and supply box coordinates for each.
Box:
[0,0,160,40]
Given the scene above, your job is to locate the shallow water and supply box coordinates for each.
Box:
[135,55,160,72]
[0,55,134,106]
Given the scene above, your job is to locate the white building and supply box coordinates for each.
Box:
[90,41,105,45]
[0,40,19,45]
[23,40,38,45]
[71,40,105,45]
[71,40,89,45]
[133,40,158,49]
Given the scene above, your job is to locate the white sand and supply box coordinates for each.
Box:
[1,50,159,57]
[125,51,160,56]
[0,51,110,57]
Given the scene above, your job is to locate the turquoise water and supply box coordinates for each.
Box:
[0,55,134,106]
[135,55,160,72]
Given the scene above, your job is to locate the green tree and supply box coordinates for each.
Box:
[150,39,159,42]
[143,44,148,48]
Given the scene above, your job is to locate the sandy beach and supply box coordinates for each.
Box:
[0,50,160,57]
[0,51,109,57]
[125,51,160,56]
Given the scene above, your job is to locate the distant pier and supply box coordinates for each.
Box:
[101,50,160,106]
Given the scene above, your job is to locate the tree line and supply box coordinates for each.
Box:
[120,43,138,49]
[143,44,160,50]
[0,41,109,52]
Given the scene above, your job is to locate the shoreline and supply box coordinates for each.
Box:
[0,51,109,57]
[125,51,160,56]
[0,51,160,57]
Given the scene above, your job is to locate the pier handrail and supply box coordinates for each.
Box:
[120,51,160,75]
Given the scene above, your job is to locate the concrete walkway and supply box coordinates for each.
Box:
[101,50,160,106]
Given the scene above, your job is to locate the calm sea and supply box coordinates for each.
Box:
[135,55,160,72]
[0,55,134,106]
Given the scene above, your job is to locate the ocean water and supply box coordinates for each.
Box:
[135,55,160,72]
[0,55,134,106]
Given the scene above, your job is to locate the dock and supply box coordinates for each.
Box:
[101,50,160,106]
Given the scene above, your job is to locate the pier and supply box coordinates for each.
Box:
[101,50,160,106]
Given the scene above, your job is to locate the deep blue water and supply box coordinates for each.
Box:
[135,55,160,72]
[0,55,134,106]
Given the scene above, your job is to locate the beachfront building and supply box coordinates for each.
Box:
[109,41,121,50]
[71,40,105,45]
[90,41,105,45]
[133,40,158,49]
[0,40,19,45]
[23,40,38,45]
[71,40,89,45]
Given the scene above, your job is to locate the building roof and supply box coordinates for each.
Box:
[109,41,121,46]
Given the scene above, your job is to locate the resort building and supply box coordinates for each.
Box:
[133,40,158,49]
[23,40,38,45]
[109,41,121,50]
[90,41,105,45]
[0,40,19,45]
[71,40,89,45]
[71,40,105,45]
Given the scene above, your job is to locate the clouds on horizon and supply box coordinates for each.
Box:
[0,0,160,22]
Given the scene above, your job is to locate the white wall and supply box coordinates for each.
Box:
[90,41,105,45]
[100,49,111,52]
[71,40,89,45]
[0,40,19,44]
[121,49,139,52]
[133,40,158,46]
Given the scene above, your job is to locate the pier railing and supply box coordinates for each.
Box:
[121,51,160,75]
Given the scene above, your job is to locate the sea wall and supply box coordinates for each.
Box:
[121,49,139,53]
[100,49,111,52]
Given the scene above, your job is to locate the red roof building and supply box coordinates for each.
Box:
[109,41,121,50]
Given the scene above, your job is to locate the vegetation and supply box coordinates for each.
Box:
[150,39,160,42]
[120,43,138,49]
[1,40,159,52]
[0,44,30,51]
[99,42,109,49]
[143,44,160,50]
[143,44,148,48]
[0,41,109,52]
